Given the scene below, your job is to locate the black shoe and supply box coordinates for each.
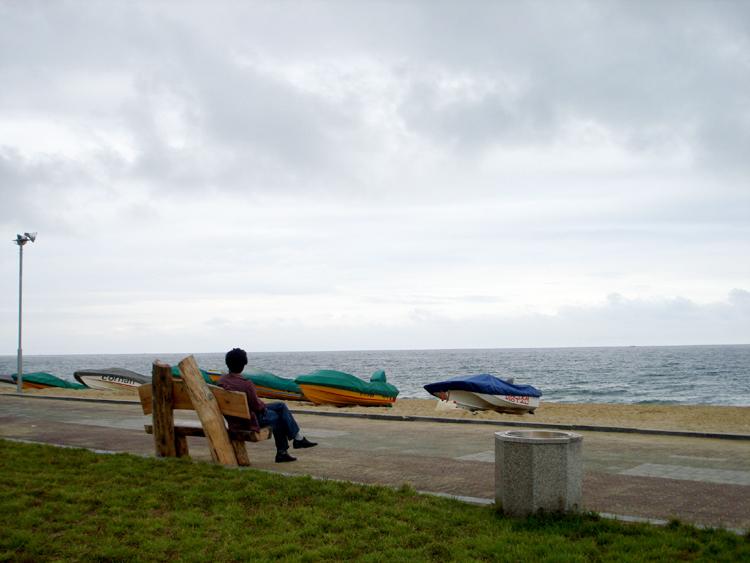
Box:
[275,450,297,463]
[293,437,318,449]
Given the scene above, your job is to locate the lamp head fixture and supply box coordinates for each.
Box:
[13,232,37,246]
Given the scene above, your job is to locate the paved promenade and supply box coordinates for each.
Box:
[1,393,748,532]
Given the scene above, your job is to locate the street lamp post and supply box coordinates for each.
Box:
[13,232,36,394]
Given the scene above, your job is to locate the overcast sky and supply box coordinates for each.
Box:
[1,0,748,355]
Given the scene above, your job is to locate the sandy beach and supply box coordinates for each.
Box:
[5,386,749,435]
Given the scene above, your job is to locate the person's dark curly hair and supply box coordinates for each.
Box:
[225,348,248,374]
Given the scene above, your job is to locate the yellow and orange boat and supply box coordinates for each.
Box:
[244,368,309,402]
[294,370,398,407]
[175,366,310,402]
[3,372,87,390]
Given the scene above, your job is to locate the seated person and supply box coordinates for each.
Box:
[217,348,317,463]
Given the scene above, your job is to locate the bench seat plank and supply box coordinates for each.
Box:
[139,381,250,419]
[144,424,272,442]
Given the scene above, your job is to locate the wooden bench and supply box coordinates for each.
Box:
[138,356,271,466]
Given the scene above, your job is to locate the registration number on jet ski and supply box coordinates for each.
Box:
[504,395,530,405]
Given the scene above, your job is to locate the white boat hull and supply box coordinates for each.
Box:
[445,390,539,415]
[76,375,144,391]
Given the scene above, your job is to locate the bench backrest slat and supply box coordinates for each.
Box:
[139,380,251,419]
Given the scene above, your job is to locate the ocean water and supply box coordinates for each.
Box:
[1,345,748,407]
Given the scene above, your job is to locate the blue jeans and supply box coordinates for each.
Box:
[258,402,300,453]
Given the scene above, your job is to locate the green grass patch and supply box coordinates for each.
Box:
[0,440,747,562]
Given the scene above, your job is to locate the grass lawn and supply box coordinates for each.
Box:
[0,440,748,562]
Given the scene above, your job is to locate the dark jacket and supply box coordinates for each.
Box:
[216,372,267,432]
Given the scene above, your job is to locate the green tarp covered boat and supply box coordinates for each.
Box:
[169,365,308,401]
[171,365,219,385]
[244,368,308,401]
[294,369,399,406]
[11,372,87,390]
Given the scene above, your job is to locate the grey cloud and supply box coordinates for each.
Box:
[393,2,750,169]
[550,290,750,344]
[238,289,750,352]
[392,290,750,349]
[0,144,141,236]
[1,1,747,354]
[205,317,231,328]
[194,65,358,188]
[0,151,83,226]
[3,1,748,203]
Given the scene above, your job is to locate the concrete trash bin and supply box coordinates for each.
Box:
[495,430,583,517]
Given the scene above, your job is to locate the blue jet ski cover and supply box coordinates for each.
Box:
[424,374,542,398]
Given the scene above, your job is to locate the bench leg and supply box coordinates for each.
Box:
[176,435,190,458]
[231,439,251,467]
[207,436,248,466]
[206,436,220,464]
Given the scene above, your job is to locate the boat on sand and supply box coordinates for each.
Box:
[5,371,88,390]
[294,370,399,407]
[170,365,223,385]
[244,368,309,401]
[0,374,16,389]
[424,374,541,415]
[74,368,150,391]
[169,365,306,401]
